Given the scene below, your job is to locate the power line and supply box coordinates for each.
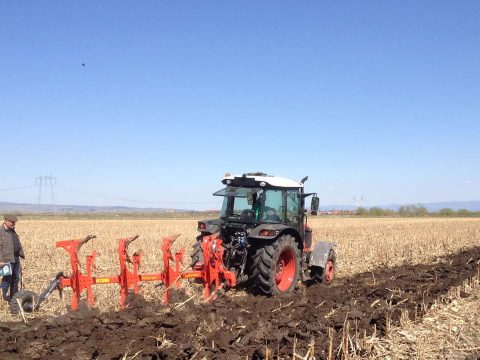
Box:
[54,184,218,205]
[0,185,36,192]
[0,180,219,206]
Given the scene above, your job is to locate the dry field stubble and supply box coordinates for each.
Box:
[1,217,480,359]
[1,217,479,319]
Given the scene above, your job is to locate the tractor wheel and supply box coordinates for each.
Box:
[9,290,39,315]
[250,234,300,295]
[190,236,204,269]
[310,250,335,285]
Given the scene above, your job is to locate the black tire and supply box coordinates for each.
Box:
[190,236,204,268]
[249,234,300,295]
[310,250,336,285]
[9,290,39,314]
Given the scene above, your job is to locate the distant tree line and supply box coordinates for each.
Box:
[355,205,480,217]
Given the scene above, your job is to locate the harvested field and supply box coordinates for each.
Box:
[1,218,479,359]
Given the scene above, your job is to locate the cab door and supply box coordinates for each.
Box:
[286,189,301,232]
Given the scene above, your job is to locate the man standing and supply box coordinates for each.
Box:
[0,214,25,301]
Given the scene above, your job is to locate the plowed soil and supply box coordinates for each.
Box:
[1,246,480,360]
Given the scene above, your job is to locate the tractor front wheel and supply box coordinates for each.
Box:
[250,234,300,295]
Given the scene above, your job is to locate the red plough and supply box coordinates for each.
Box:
[11,234,237,313]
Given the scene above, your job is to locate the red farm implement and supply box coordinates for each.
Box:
[9,234,236,314]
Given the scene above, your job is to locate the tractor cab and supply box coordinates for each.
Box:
[213,172,319,233]
[214,186,292,224]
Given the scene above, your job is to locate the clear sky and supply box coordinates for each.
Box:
[1,1,479,210]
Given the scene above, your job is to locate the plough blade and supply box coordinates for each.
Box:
[55,233,236,310]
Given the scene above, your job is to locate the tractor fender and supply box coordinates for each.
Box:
[249,224,294,238]
[309,241,336,268]
[197,219,222,235]
[249,224,303,250]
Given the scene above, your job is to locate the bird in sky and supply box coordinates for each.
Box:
[81,63,86,67]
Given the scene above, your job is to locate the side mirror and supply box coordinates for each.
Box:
[311,195,319,215]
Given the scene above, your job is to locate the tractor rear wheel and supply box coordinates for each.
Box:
[190,236,204,269]
[250,234,300,295]
[9,290,39,314]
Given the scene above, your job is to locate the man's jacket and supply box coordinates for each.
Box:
[0,226,25,263]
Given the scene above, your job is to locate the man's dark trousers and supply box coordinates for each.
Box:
[1,257,20,301]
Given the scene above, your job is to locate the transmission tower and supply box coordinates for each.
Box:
[352,195,365,208]
[35,175,57,211]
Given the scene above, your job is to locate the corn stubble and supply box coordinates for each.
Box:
[1,217,479,358]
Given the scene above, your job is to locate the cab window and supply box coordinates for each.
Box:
[286,190,300,226]
[262,189,284,222]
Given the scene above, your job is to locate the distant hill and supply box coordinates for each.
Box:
[0,201,174,213]
[378,201,480,212]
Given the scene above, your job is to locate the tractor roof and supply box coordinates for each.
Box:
[222,172,304,189]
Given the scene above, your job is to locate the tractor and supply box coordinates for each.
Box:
[191,172,336,295]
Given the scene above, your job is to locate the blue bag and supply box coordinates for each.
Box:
[0,263,12,276]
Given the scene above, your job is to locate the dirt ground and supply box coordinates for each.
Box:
[1,246,480,360]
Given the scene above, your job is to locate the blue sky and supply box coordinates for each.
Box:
[1,1,479,209]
